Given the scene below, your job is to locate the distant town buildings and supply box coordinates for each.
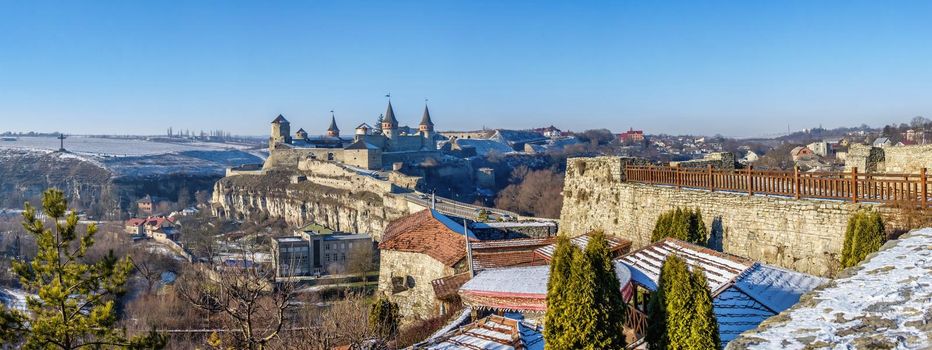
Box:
[619,127,645,143]
[124,216,178,241]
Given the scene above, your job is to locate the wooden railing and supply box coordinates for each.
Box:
[625,165,930,208]
[624,304,648,339]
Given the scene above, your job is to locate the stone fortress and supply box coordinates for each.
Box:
[267,101,443,170]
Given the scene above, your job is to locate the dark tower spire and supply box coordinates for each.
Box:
[327,110,340,137]
[419,102,434,128]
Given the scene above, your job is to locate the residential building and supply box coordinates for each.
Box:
[124,216,178,241]
[790,146,816,161]
[619,127,645,143]
[271,229,373,279]
[414,314,544,349]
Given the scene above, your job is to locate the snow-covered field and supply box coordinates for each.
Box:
[0,136,265,178]
[0,136,255,156]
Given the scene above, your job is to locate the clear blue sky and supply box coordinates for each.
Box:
[1,1,931,137]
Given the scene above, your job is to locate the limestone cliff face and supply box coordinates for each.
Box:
[211,168,417,241]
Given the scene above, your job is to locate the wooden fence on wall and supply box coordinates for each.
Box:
[624,165,930,208]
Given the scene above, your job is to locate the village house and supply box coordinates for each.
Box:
[378,210,564,320]
[377,209,478,320]
[790,146,817,161]
[124,216,178,241]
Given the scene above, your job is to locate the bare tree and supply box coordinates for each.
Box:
[176,242,298,350]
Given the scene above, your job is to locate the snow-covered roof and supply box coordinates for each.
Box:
[459,261,633,312]
[424,315,544,350]
[619,238,753,291]
[727,228,932,350]
[453,138,514,156]
[732,263,826,312]
[620,238,826,348]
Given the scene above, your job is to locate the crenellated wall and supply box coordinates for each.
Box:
[559,157,902,277]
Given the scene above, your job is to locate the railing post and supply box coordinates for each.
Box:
[675,165,680,190]
[794,166,801,199]
[921,168,928,209]
[746,165,754,196]
[708,164,714,192]
[851,167,859,203]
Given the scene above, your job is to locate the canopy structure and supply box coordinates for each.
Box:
[459,261,634,313]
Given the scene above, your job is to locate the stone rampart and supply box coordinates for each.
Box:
[559,157,900,277]
[845,144,932,173]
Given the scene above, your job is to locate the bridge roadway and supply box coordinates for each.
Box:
[401,192,523,222]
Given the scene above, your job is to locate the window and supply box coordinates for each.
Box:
[325,254,330,262]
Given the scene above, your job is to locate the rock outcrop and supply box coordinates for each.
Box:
[212,160,422,240]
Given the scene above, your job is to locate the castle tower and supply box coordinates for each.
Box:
[270,114,292,149]
[419,103,435,148]
[295,128,308,141]
[326,112,340,137]
[381,101,399,139]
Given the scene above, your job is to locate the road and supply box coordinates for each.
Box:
[402,193,521,221]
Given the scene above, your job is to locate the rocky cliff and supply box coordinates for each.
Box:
[211,166,418,241]
[0,148,260,217]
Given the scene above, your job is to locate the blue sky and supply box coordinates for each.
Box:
[1,1,930,137]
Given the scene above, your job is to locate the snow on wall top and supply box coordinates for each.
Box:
[727,228,932,350]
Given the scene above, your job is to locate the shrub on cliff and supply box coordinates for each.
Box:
[841,210,886,268]
[646,255,720,349]
[650,208,708,245]
[545,232,626,350]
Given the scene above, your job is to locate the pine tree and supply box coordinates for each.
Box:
[646,255,721,350]
[686,267,720,350]
[651,208,708,245]
[368,297,400,341]
[0,189,165,349]
[661,256,693,347]
[584,231,626,349]
[544,235,578,350]
[841,210,885,268]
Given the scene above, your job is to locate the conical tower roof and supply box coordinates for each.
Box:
[272,114,288,124]
[383,101,399,127]
[327,113,339,132]
[420,104,434,127]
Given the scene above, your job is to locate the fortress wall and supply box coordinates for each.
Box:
[559,157,897,277]
[845,144,932,173]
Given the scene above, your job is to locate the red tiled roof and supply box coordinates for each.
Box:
[125,218,146,226]
[471,237,554,271]
[379,210,477,267]
[431,272,472,300]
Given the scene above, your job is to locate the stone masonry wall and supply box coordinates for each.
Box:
[845,143,932,173]
[377,250,457,322]
[559,157,890,277]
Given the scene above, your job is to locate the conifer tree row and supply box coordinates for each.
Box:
[646,255,720,350]
[650,207,708,245]
[840,210,885,268]
[544,231,626,350]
